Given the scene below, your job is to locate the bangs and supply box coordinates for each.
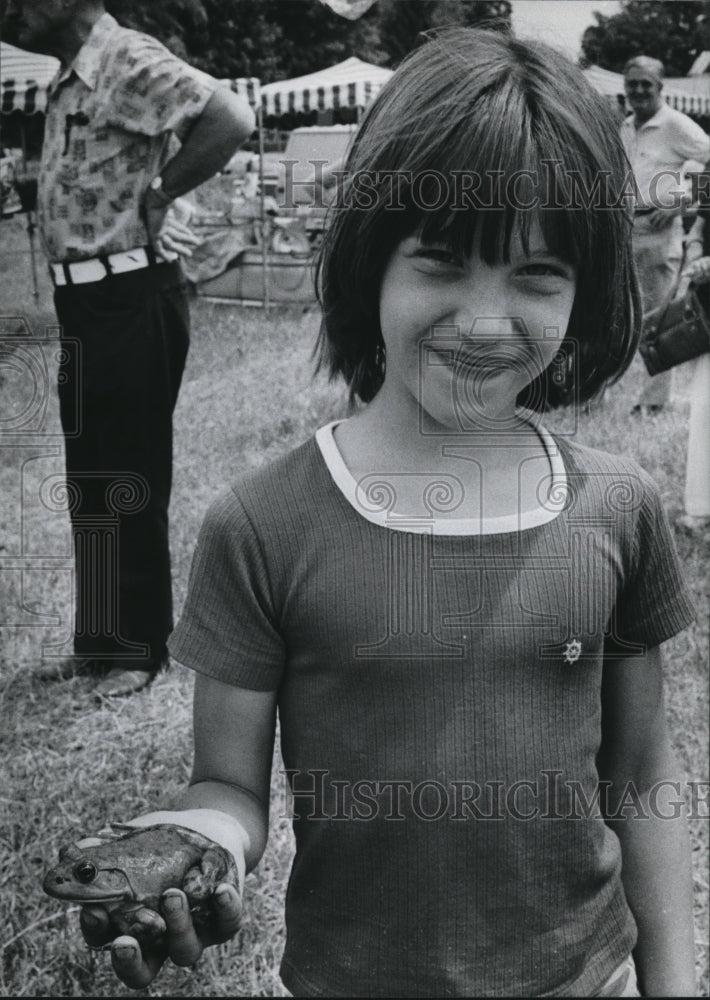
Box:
[343,45,627,270]
[414,197,585,272]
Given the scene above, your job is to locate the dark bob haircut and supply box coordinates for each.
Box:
[315,27,641,409]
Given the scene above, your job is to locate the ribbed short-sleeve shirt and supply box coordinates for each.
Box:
[169,429,695,998]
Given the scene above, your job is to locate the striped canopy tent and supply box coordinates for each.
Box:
[220,77,262,110]
[261,56,392,118]
[0,43,262,116]
[584,64,710,117]
[1,42,59,115]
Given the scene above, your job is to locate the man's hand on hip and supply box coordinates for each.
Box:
[143,189,202,262]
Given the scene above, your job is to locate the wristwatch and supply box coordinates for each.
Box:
[148,175,174,205]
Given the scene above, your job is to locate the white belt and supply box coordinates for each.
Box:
[50,247,159,286]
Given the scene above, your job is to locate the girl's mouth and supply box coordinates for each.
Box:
[454,344,528,373]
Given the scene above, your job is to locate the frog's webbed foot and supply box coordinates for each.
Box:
[111,904,166,946]
[183,848,239,924]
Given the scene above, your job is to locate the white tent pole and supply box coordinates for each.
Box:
[16,121,39,303]
[257,103,269,309]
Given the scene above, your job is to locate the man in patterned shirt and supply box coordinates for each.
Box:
[4,0,255,697]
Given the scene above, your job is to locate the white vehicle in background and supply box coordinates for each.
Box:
[251,125,358,248]
[0,148,23,217]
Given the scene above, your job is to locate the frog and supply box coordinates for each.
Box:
[42,823,240,945]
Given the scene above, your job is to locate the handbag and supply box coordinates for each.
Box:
[639,245,710,376]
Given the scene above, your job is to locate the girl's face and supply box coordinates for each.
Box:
[377,220,577,432]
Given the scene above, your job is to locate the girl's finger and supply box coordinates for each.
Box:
[160,890,204,967]
[211,882,243,942]
[110,935,166,990]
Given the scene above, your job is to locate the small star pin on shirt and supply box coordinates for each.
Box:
[563,639,582,664]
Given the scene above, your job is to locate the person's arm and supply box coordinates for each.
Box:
[647,129,710,231]
[144,88,256,259]
[597,645,696,997]
[80,673,278,990]
[646,195,690,230]
[682,255,710,283]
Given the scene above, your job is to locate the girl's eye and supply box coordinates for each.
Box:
[517,262,570,278]
[413,246,463,267]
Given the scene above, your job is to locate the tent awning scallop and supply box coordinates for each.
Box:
[1,42,261,116]
[261,56,392,117]
[1,42,59,114]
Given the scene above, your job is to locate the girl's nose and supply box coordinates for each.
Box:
[446,306,519,345]
[442,265,514,336]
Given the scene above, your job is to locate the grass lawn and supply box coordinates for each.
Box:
[0,213,708,997]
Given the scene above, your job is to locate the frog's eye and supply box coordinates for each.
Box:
[74,861,98,884]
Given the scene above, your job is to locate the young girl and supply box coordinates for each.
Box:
[77,29,697,997]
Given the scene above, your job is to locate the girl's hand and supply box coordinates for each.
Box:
[80,882,243,990]
[682,255,710,284]
[76,809,248,988]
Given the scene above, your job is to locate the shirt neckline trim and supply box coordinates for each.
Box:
[314,416,567,536]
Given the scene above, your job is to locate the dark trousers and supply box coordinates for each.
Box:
[54,262,189,664]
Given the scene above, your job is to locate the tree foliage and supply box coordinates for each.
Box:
[105,0,209,58]
[376,0,510,66]
[103,0,511,79]
[580,0,710,76]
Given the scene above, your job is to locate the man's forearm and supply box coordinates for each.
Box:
[609,793,696,997]
[158,88,256,199]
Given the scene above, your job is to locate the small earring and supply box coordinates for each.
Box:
[551,346,574,395]
[551,350,567,385]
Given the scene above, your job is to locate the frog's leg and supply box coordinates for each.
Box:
[182,847,239,928]
[184,848,235,899]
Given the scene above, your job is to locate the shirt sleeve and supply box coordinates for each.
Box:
[609,468,696,650]
[168,488,286,691]
[674,115,710,168]
[102,33,221,141]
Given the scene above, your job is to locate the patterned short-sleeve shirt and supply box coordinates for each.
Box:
[38,13,221,262]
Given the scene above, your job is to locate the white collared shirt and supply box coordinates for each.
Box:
[620,101,710,209]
